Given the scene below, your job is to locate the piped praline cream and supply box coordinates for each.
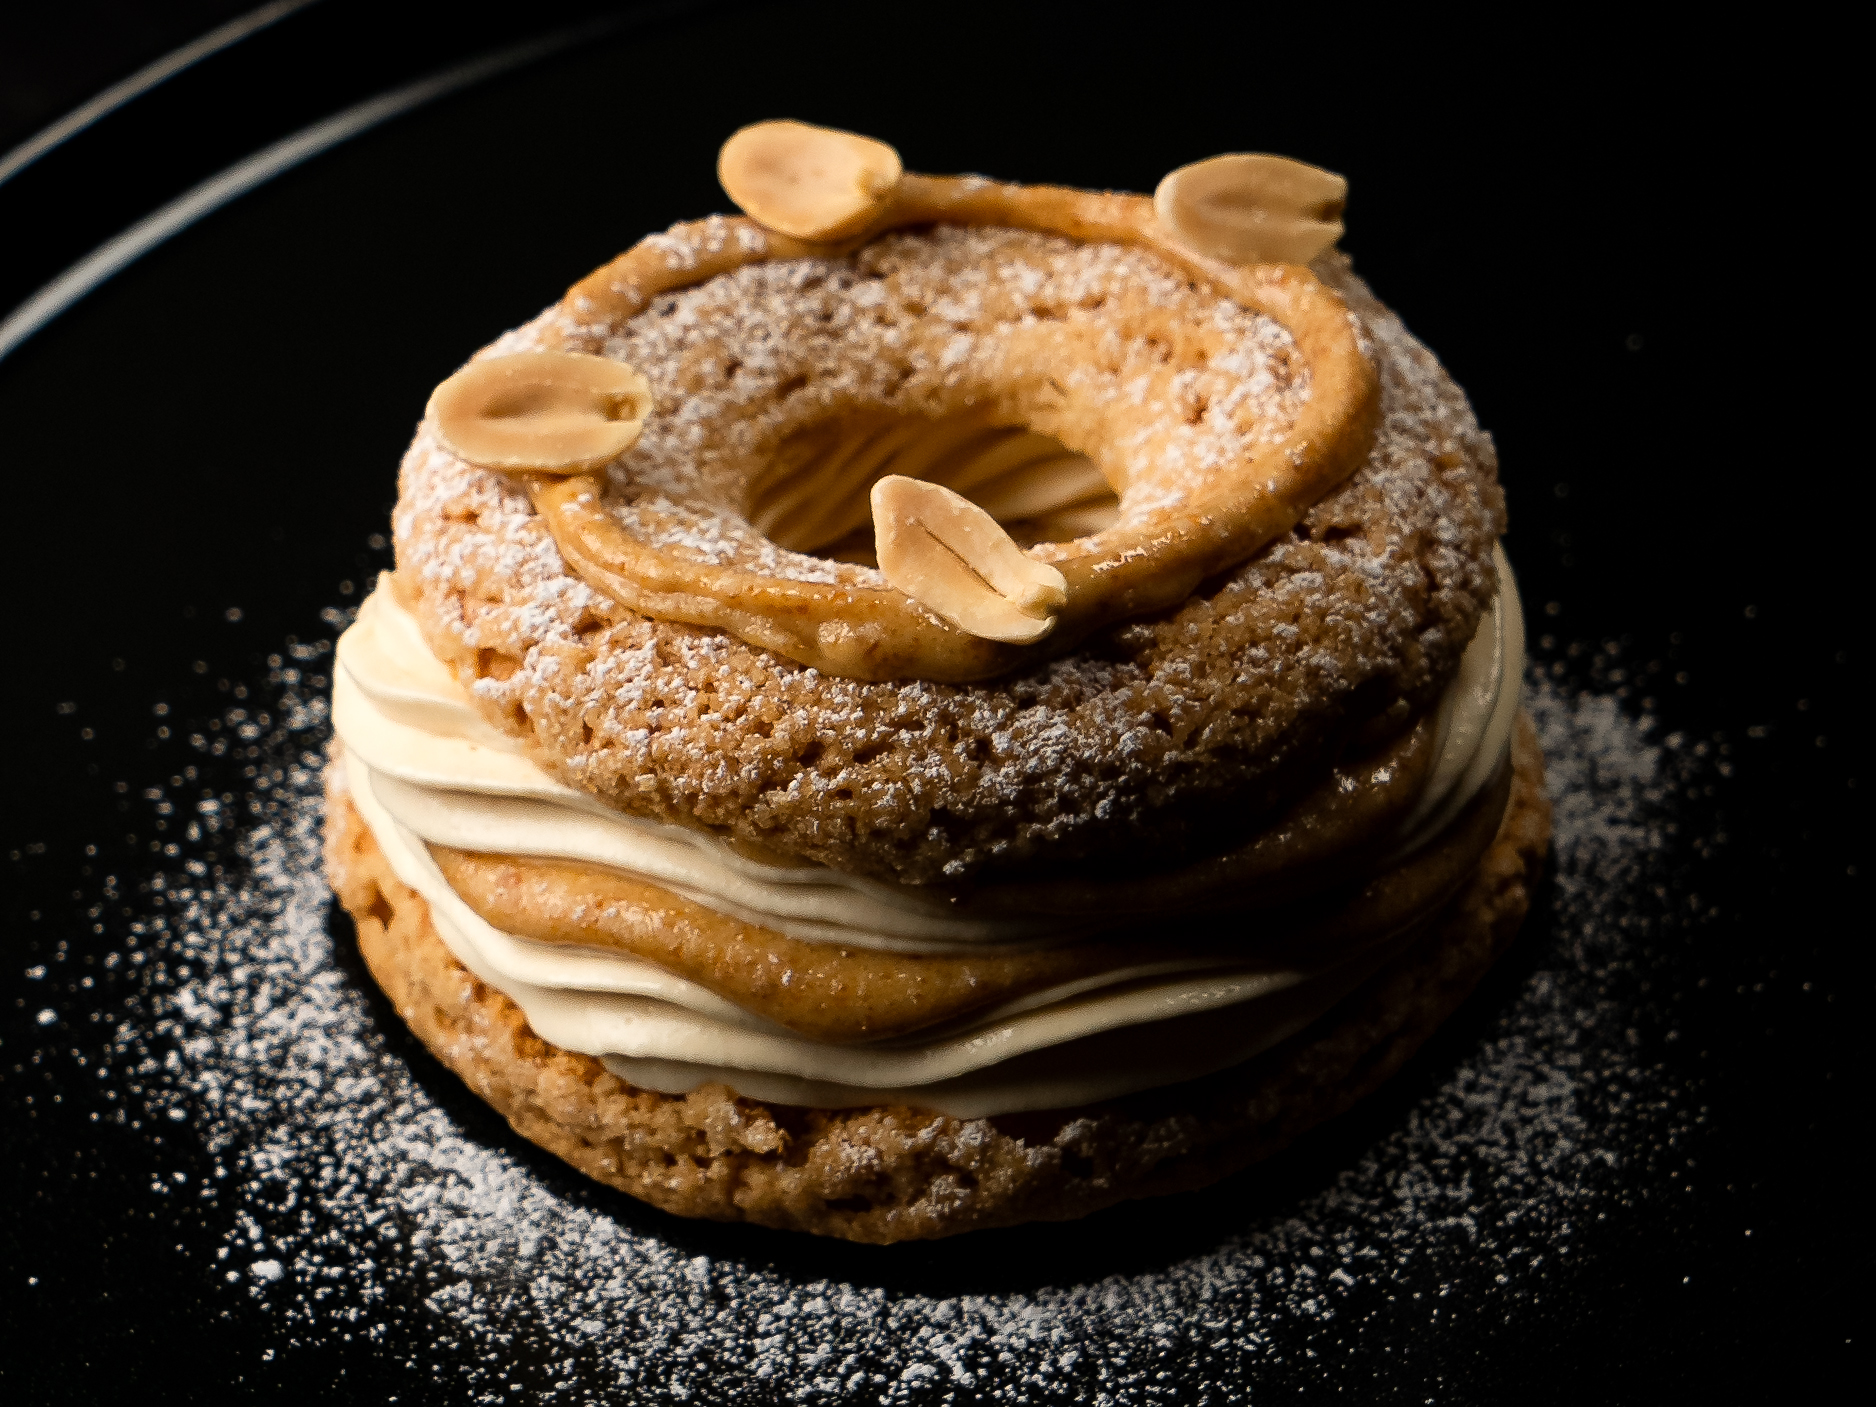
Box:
[329,552,1523,1117]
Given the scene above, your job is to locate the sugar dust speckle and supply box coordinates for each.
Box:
[47,649,1716,1403]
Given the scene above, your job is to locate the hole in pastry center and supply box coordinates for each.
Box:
[744,409,1121,567]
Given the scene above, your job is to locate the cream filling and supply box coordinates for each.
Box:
[349,750,1238,1026]
[331,551,1523,1116]
[333,547,1522,953]
[350,763,1055,952]
[1384,546,1526,863]
[344,752,1414,1116]
[597,945,1407,1118]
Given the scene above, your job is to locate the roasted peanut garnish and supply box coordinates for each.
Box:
[718,120,902,242]
[872,476,1068,644]
[427,352,653,474]
[1154,153,1347,265]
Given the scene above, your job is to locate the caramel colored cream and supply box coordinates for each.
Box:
[328,555,1523,1115]
[342,756,1439,1117]
[335,551,1519,950]
[427,756,1506,1044]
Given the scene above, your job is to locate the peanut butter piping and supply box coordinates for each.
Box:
[516,158,1378,683]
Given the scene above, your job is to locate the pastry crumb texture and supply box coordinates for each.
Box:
[324,715,1547,1244]
[393,231,1504,886]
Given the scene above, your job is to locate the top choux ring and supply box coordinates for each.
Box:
[427,121,1376,683]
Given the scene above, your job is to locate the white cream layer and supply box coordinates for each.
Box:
[344,753,1416,1115]
[334,548,1522,954]
[330,552,1523,1115]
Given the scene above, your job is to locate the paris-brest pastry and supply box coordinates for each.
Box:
[325,121,1551,1243]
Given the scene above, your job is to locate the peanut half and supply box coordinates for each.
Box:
[871,475,1069,644]
[718,120,902,242]
[428,352,653,474]
[1154,153,1347,265]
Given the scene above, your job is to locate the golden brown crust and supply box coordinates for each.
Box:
[323,714,1549,1243]
[533,179,1382,683]
[393,238,1501,888]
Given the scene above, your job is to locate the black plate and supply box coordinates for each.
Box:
[1,6,1854,1402]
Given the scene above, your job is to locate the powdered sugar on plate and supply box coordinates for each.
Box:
[26,650,1713,1402]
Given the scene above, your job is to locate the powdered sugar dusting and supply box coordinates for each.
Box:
[423,224,1315,592]
[598,227,1306,558]
[42,660,1712,1401]
[389,238,1504,887]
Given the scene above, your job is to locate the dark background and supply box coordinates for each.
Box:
[0,3,1857,1401]
[0,1,255,150]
